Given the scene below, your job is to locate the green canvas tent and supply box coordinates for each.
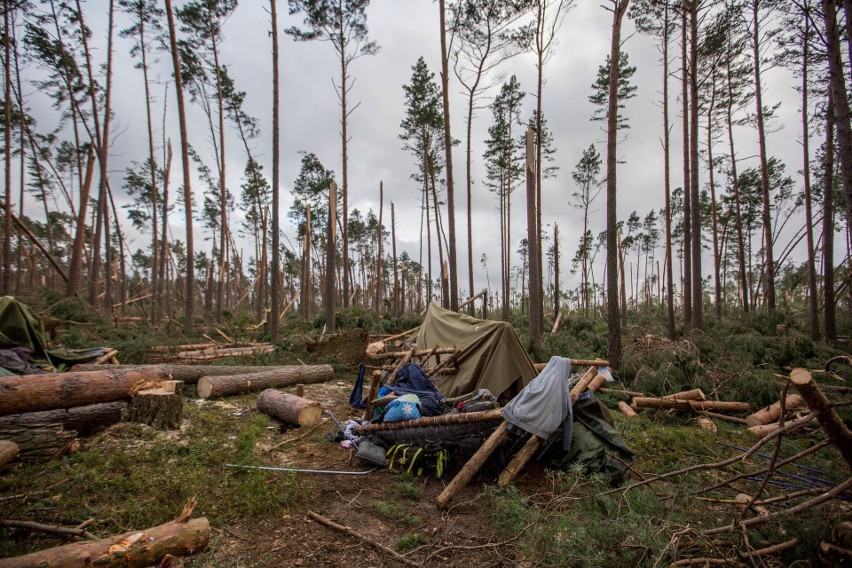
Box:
[415,304,536,399]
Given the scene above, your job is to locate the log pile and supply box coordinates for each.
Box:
[149,343,273,362]
[197,364,334,399]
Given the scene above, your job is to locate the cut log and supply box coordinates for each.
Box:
[746,394,804,427]
[127,382,183,430]
[362,370,382,421]
[788,368,852,469]
[256,389,322,427]
[0,368,172,416]
[497,433,542,487]
[631,397,751,413]
[0,403,122,436]
[0,423,76,461]
[164,345,274,361]
[435,421,510,510]
[0,517,209,568]
[662,388,706,401]
[71,364,303,385]
[0,440,18,467]
[617,401,637,418]
[695,416,717,432]
[196,364,334,399]
[570,367,599,403]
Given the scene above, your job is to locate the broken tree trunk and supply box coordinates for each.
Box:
[256,389,321,427]
[746,394,805,427]
[0,440,18,466]
[0,403,122,436]
[789,368,852,470]
[362,370,382,421]
[0,423,76,461]
[127,381,183,430]
[435,421,510,509]
[631,398,752,413]
[197,364,333,399]
[0,517,209,568]
[0,368,172,417]
[71,364,298,385]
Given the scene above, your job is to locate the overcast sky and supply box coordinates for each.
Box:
[22,1,807,299]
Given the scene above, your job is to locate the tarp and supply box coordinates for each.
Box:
[415,304,536,399]
[0,296,104,371]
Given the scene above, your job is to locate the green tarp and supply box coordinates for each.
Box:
[0,296,103,371]
[415,304,536,399]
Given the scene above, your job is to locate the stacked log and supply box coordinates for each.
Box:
[256,389,322,427]
[197,364,334,399]
[0,440,18,467]
[0,403,122,436]
[0,423,76,461]
[71,364,300,385]
[0,368,172,417]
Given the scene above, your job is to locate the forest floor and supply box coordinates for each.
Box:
[1,301,851,566]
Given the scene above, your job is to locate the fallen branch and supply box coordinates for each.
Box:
[671,538,798,566]
[0,519,97,541]
[307,511,423,568]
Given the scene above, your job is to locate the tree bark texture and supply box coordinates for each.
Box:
[256,389,322,427]
[0,423,76,461]
[789,368,852,470]
[0,517,209,568]
[438,0,458,311]
[197,364,333,399]
[0,439,19,467]
[0,368,171,417]
[0,403,122,435]
[127,382,183,430]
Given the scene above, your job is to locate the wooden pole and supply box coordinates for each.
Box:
[436,421,509,509]
[631,398,752,413]
[497,433,542,487]
[325,182,337,331]
[746,394,805,427]
[354,408,502,434]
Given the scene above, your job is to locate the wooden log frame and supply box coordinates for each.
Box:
[196,364,334,399]
[435,421,510,509]
[256,389,322,427]
[354,408,503,434]
[369,347,458,361]
[0,403,122,436]
[788,368,852,469]
[0,516,209,568]
[426,349,462,378]
[533,358,610,372]
[0,368,172,417]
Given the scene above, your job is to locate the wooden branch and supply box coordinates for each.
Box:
[789,368,852,470]
[533,358,609,372]
[362,371,382,421]
[457,290,486,311]
[354,408,503,434]
[631,398,751,413]
[599,387,645,397]
[662,388,706,401]
[671,538,798,565]
[370,347,457,361]
[307,511,423,568]
[388,348,416,383]
[377,325,421,345]
[696,411,748,425]
[436,421,510,510]
[0,519,97,541]
[426,349,461,378]
[570,367,599,403]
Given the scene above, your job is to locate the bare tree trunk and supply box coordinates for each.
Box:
[391,202,399,315]
[438,0,458,311]
[165,0,195,333]
[706,79,722,319]
[270,0,280,340]
[375,182,383,312]
[801,18,819,341]
[1,0,11,293]
[662,3,675,337]
[688,0,702,328]
[525,127,541,348]
[326,183,337,331]
[606,0,629,370]
[340,32,351,309]
[681,7,692,326]
[824,91,837,343]
[553,224,560,315]
[301,205,311,319]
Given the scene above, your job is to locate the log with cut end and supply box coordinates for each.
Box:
[746,394,804,427]
[497,433,542,487]
[631,397,751,413]
[0,403,122,435]
[618,401,637,417]
[256,389,321,427]
[0,440,18,467]
[71,364,305,385]
[127,382,183,430]
[789,368,852,469]
[0,517,209,568]
[695,416,717,432]
[0,368,172,416]
[662,388,706,401]
[197,364,334,399]
[0,423,76,461]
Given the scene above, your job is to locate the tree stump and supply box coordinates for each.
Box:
[127,381,183,431]
[256,389,321,427]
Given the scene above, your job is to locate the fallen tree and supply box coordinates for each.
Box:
[0,516,209,568]
[71,364,301,385]
[0,403,122,435]
[256,389,322,427]
[197,364,334,399]
[0,369,172,417]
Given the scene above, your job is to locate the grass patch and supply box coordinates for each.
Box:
[394,531,428,552]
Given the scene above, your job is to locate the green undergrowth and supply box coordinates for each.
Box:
[0,404,303,557]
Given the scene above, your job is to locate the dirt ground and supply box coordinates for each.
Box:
[188,379,525,567]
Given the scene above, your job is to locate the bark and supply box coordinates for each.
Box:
[618,401,637,417]
[256,389,322,427]
[0,368,171,416]
[438,0,458,311]
[2,0,11,294]
[65,149,96,298]
[525,127,542,347]
[376,182,383,312]
[127,383,183,430]
[0,517,209,568]
[681,6,692,325]
[392,202,399,315]
[325,182,337,331]
[789,368,852,469]
[497,433,541,487]
[689,0,703,328]
[606,0,628,369]
[0,440,17,467]
[270,0,280,340]
[0,403,122,435]
[165,0,195,333]
[355,408,502,434]
[801,17,819,340]
[197,364,333,399]
[0,423,76,461]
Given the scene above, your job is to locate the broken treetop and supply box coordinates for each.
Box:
[416,304,536,399]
